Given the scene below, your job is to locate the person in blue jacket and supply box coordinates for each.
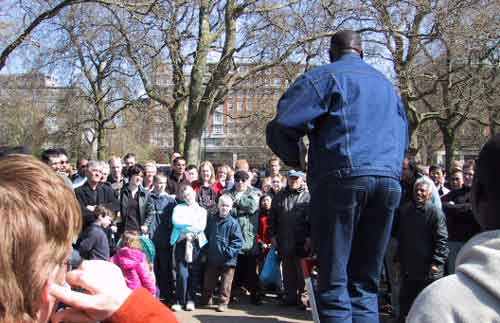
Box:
[201,194,244,312]
[266,30,408,323]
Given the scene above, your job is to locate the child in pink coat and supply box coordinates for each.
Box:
[111,230,156,295]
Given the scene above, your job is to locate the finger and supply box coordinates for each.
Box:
[64,269,98,294]
[51,307,95,323]
[49,283,96,310]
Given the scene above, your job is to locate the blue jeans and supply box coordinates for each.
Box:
[310,176,401,323]
[174,240,202,305]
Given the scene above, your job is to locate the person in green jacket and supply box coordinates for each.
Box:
[224,170,262,304]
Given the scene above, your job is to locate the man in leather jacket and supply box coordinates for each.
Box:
[269,170,310,307]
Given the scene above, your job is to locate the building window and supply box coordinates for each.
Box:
[236,100,242,112]
[212,125,224,135]
[213,111,224,125]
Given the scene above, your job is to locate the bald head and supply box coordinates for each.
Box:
[330,30,363,62]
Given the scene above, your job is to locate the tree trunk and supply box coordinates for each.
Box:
[488,106,497,137]
[96,123,106,160]
[170,100,187,154]
[183,131,202,165]
[442,130,456,175]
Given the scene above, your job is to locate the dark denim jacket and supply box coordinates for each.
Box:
[267,54,408,188]
[206,214,244,267]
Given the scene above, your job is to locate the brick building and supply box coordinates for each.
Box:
[147,63,302,166]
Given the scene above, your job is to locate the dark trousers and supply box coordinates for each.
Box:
[174,240,201,305]
[203,265,236,305]
[310,176,401,323]
[154,246,175,302]
[399,278,431,320]
[282,253,305,304]
[233,253,259,296]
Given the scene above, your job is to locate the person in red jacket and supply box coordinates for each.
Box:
[257,194,273,257]
[0,154,177,323]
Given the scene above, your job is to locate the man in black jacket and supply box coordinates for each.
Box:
[396,177,449,321]
[75,160,119,231]
[269,170,310,307]
[442,165,480,274]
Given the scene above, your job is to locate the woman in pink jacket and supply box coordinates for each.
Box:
[112,231,156,295]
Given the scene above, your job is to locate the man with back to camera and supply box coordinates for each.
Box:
[266,30,408,322]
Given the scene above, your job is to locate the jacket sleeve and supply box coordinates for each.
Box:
[137,260,157,295]
[431,208,449,265]
[426,178,442,210]
[225,221,244,259]
[268,197,279,239]
[266,75,329,168]
[102,185,120,213]
[75,189,95,226]
[171,205,189,228]
[191,207,207,233]
[95,231,110,260]
[235,192,259,214]
[108,287,177,323]
[77,233,95,260]
[442,202,473,216]
[143,197,155,228]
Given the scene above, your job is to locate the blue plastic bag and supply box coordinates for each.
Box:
[259,246,282,287]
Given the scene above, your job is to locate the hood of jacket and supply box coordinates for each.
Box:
[113,247,146,269]
[456,230,500,301]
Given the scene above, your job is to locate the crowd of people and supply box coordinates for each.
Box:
[2,29,499,323]
[33,146,485,321]
[39,148,312,314]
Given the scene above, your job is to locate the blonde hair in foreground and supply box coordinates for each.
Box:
[0,155,82,323]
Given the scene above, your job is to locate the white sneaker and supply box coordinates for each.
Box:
[185,301,195,311]
[171,304,182,312]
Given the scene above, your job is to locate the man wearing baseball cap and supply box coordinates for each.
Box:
[269,169,310,307]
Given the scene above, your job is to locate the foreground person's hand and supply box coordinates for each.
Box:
[49,260,132,323]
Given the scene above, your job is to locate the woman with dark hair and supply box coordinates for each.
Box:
[257,194,273,260]
[119,164,150,237]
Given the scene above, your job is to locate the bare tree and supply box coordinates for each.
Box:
[0,0,158,71]
[109,0,343,164]
[322,0,499,171]
[39,4,144,159]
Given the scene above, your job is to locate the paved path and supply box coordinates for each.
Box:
[173,296,393,323]
[174,302,312,323]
